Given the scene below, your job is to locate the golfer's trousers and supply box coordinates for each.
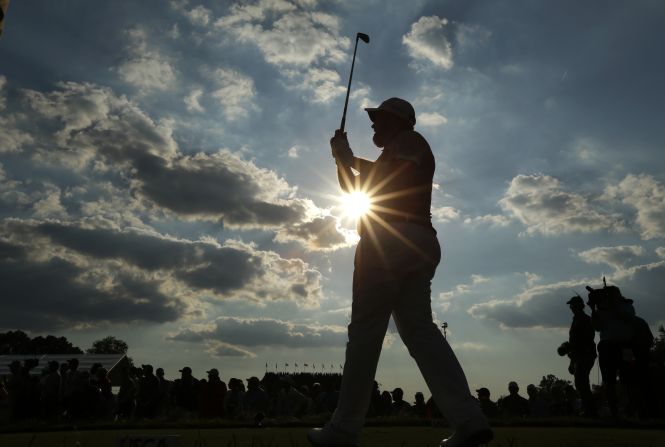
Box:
[330,222,487,437]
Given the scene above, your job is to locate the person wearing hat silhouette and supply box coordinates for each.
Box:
[564,295,596,416]
[308,98,492,447]
[475,388,498,419]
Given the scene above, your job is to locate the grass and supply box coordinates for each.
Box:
[0,426,664,447]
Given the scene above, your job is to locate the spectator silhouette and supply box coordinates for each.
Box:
[589,284,635,417]
[475,388,498,418]
[41,360,61,420]
[498,381,529,418]
[224,377,245,419]
[412,392,427,418]
[199,368,226,418]
[172,366,199,414]
[390,387,411,416]
[243,376,269,416]
[562,295,597,416]
[136,364,159,418]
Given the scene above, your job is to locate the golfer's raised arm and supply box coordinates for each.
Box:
[330,129,373,193]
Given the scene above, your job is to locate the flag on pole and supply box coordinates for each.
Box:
[0,0,10,38]
[304,363,309,367]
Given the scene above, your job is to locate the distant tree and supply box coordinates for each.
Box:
[0,330,32,354]
[87,336,129,354]
[652,325,665,365]
[29,335,83,354]
[0,330,83,354]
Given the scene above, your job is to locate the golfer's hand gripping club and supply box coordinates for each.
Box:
[330,129,354,168]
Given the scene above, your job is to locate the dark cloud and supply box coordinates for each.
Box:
[170,316,347,352]
[0,241,185,331]
[2,219,324,323]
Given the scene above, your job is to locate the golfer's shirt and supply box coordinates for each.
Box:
[359,130,435,237]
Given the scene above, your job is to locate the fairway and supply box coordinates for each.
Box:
[1,426,664,447]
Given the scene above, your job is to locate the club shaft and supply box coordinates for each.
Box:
[340,37,360,132]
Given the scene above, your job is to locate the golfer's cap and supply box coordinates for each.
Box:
[206,368,219,376]
[508,381,519,389]
[476,387,490,396]
[566,295,584,306]
[365,97,416,126]
[179,366,192,374]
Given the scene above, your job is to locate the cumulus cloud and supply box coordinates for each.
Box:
[0,114,34,154]
[469,262,665,329]
[604,174,665,240]
[22,81,318,230]
[214,1,349,102]
[403,16,454,70]
[499,174,625,235]
[656,247,665,259]
[439,274,489,301]
[169,316,347,356]
[117,28,176,92]
[0,75,6,111]
[469,279,592,329]
[274,214,354,251]
[210,68,257,120]
[418,111,448,127]
[184,4,212,27]
[0,218,325,331]
[431,206,460,223]
[184,88,205,112]
[578,245,646,271]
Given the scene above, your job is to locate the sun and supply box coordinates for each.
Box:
[340,191,371,218]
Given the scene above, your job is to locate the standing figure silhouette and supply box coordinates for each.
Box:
[308,98,492,447]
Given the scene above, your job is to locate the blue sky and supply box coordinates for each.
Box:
[1,0,664,400]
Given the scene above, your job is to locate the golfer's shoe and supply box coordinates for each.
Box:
[307,425,358,447]
[439,428,493,447]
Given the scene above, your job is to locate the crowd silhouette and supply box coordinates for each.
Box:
[2,350,664,426]
[1,282,664,426]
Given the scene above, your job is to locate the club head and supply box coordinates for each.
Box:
[357,32,370,44]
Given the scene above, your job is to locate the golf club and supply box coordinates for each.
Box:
[340,32,370,132]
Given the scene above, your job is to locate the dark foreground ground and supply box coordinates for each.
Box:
[1,426,664,447]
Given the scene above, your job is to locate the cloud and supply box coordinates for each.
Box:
[169,316,347,356]
[418,111,448,127]
[0,114,34,154]
[274,214,354,251]
[185,4,212,27]
[184,88,205,112]
[0,225,190,331]
[431,206,460,223]
[469,261,665,328]
[0,75,6,111]
[468,279,591,329]
[656,247,665,259]
[214,1,349,102]
[22,81,316,230]
[0,218,325,332]
[210,67,257,121]
[578,245,646,271]
[207,342,256,358]
[439,274,489,301]
[402,16,454,70]
[499,174,625,235]
[604,174,665,240]
[117,28,176,92]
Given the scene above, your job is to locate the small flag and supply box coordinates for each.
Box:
[322,364,325,370]
[285,362,289,367]
[304,363,309,367]
[295,363,298,368]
